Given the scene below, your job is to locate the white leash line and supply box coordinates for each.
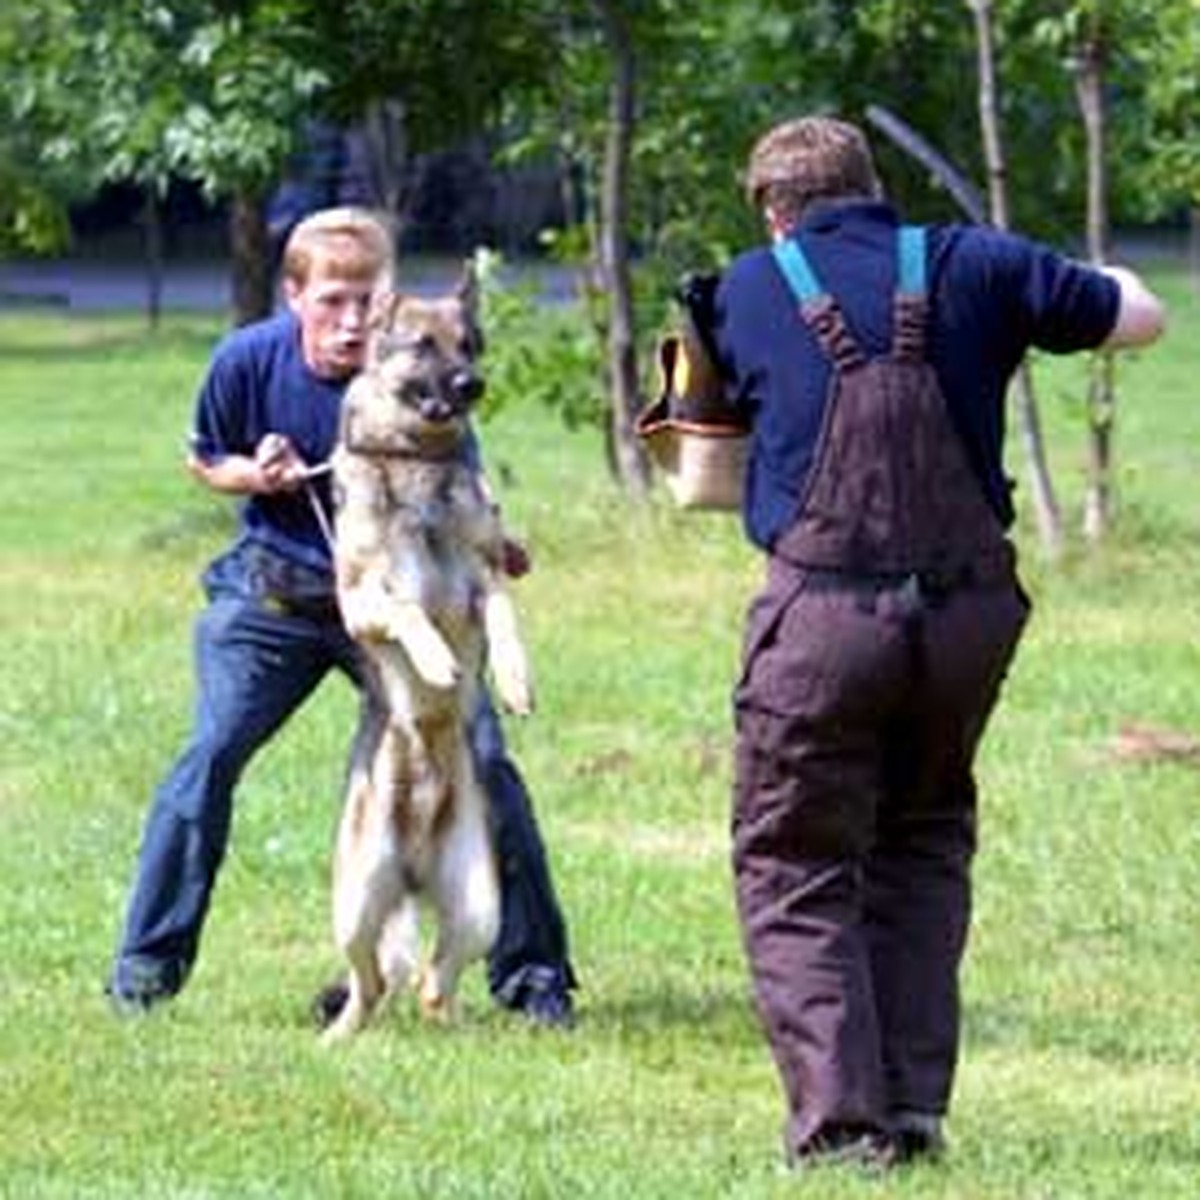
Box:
[301,460,338,554]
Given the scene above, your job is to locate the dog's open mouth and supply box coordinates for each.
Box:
[414,393,460,425]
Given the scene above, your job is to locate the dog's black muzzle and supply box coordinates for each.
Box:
[448,367,485,406]
[415,368,485,425]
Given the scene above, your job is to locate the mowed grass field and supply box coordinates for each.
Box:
[1,271,1197,1199]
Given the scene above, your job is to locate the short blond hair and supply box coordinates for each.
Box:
[745,116,881,225]
[281,206,395,290]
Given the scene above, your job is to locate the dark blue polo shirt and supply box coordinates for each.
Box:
[191,312,345,572]
[712,201,1120,550]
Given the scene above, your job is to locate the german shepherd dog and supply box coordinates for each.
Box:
[323,269,533,1042]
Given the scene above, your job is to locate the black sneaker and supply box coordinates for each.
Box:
[515,984,575,1030]
[107,987,164,1018]
[890,1113,946,1164]
[493,964,576,1031]
[788,1128,897,1173]
[106,959,177,1018]
[312,979,350,1030]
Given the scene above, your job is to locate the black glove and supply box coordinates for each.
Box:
[674,272,722,363]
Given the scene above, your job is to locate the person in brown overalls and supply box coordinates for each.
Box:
[707,116,1165,1168]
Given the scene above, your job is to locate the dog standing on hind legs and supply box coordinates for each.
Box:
[322,266,534,1043]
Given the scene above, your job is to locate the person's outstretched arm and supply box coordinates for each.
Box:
[1099,265,1167,349]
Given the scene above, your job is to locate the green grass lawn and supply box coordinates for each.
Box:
[1,277,1198,1198]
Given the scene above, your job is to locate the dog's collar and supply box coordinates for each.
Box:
[341,432,464,462]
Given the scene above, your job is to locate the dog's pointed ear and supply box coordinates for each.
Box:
[456,262,480,320]
[369,290,401,332]
[456,261,485,356]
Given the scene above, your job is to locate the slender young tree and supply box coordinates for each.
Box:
[1027,0,1162,542]
[1071,19,1116,541]
[591,0,650,496]
[967,0,1064,557]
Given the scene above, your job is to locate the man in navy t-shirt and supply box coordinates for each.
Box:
[107,208,576,1027]
[709,116,1164,1169]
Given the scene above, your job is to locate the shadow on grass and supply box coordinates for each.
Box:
[254,979,760,1046]
[965,996,1190,1068]
[1011,1123,1200,1175]
[579,980,758,1041]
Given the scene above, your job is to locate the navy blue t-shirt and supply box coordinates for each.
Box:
[713,201,1121,550]
[190,312,345,572]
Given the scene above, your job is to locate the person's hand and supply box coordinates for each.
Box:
[254,433,308,493]
[501,536,532,579]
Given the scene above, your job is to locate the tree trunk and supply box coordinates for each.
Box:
[1074,30,1115,542]
[360,97,426,242]
[141,187,164,331]
[361,99,407,215]
[1081,351,1115,541]
[229,190,273,326]
[571,153,623,478]
[968,0,1063,558]
[1190,205,1200,299]
[971,0,1009,226]
[593,0,650,497]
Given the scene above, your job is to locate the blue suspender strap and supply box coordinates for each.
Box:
[775,229,925,299]
[771,238,825,304]
[897,225,926,296]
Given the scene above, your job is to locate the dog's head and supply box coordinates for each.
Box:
[364,267,486,439]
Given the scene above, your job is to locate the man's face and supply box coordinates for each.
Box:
[285,260,377,379]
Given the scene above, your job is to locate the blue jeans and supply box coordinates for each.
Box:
[109,544,573,1004]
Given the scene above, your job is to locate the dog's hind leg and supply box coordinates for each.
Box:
[323,734,407,1044]
[378,898,420,996]
[388,602,461,691]
[419,753,500,1020]
[324,854,403,1043]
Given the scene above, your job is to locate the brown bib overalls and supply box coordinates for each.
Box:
[732,230,1029,1158]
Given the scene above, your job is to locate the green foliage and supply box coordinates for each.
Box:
[0,3,79,253]
[162,11,327,197]
[474,248,607,431]
[503,0,1200,278]
[5,0,1200,272]
[1135,0,1200,213]
[10,0,325,208]
[1019,0,1167,231]
[288,0,559,151]
[0,169,72,257]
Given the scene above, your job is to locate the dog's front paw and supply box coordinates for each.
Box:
[405,637,461,690]
[344,616,389,644]
[386,604,461,689]
[483,592,534,715]
[491,650,534,717]
[338,592,398,645]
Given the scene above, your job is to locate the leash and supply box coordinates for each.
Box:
[300,460,338,555]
